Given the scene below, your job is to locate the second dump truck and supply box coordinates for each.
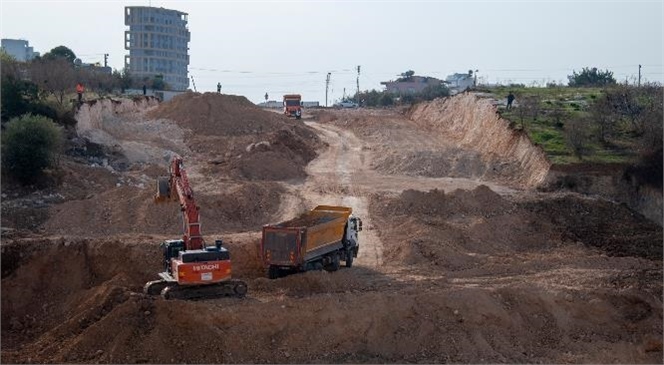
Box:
[261,205,362,279]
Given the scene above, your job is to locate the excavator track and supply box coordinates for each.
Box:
[160,279,248,300]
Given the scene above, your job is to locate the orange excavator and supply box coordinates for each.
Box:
[143,156,248,300]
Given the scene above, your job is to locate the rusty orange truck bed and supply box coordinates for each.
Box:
[261,205,362,278]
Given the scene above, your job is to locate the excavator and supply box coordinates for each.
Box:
[143,156,248,300]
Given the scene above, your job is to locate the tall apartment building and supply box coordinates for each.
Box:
[124,6,190,91]
[1,39,40,62]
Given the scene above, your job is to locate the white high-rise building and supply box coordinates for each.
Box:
[124,6,190,91]
[1,39,40,62]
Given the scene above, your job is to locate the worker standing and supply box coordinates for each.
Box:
[507,92,515,110]
[217,82,222,93]
[76,83,84,104]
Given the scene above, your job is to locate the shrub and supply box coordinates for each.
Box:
[2,114,64,184]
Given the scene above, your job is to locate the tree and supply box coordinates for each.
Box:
[114,68,133,93]
[589,92,618,143]
[30,58,76,107]
[1,51,57,123]
[564,116,594,161]
[380,93,394,106]
[2,114,64,184]
[398,70,415,81]
[42,45,77,64]
[568,67,616,87]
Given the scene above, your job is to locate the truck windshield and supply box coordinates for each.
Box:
[285,100,300,106]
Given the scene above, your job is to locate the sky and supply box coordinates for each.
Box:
[1,0,662,104]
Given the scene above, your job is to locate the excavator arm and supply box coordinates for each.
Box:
[155,156,204,250]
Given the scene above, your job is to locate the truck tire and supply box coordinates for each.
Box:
[325,253,340,272]
[345,249,354,268]
[268,266,280,279]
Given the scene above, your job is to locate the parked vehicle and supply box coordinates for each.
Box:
[261,205,362,278]
[334,101,358,108]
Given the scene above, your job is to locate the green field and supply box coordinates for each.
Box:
[487,86,641,165]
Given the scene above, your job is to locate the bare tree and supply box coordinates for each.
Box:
[548,102,569,128]
[30,58,76,107]
[589,93,618,143]
[514,95,540,129]
[564,116,594,160]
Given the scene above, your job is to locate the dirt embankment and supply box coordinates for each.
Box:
[408,93,551,188]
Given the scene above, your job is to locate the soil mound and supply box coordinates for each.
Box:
[149,92,321,181]
[42,181,283,237]
[371,186,663,270]
[148,92,289,137]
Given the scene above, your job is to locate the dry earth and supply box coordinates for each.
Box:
[1,93,661,364]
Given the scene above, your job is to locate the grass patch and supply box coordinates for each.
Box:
[488,85,642,165]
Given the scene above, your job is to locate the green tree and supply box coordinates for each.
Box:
[398,70,415,81]
[1,51,57,123]
[42,45,77,64]
[380,92,394,106]
[2,114,64,184]
[568,67,616,87]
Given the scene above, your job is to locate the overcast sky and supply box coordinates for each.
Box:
[2,0,662,103]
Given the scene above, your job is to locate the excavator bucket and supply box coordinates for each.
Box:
[154,176,171,203]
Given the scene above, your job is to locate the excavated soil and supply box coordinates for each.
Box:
[2,95,662,363]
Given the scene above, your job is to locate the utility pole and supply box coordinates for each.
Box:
[638,64,642,87]
[325,72,331,107]
[104,53,109,68]
[356,65,361,106]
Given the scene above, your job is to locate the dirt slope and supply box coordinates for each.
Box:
[408,93,551,187]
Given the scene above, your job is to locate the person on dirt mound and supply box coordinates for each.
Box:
[507,92,515,110]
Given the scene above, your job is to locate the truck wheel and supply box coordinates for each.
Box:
[268,266,280,279]
[325,253,340,272]
[345,249,354,268]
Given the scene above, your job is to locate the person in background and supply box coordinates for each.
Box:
[507,92,515,110]
[143,84,147,96]
[217,82,222,93]
[76,83,84,103]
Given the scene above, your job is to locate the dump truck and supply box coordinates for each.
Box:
[261,205,362,279]
[283,94,302,119]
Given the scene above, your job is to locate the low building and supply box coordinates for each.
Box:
[381,75,443,94]
[1,39,40,62]
[445,73,474,91]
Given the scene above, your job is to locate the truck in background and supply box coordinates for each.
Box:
[283,94,302,119]
[261,205,362,279]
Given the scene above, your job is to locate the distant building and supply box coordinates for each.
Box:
[1,39,39,62]
[445,73,474,91]
[380,75,443,94]
[124,6,190,91]
[302,101,320,108]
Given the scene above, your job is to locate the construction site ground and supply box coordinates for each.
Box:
[1,93,662,364]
